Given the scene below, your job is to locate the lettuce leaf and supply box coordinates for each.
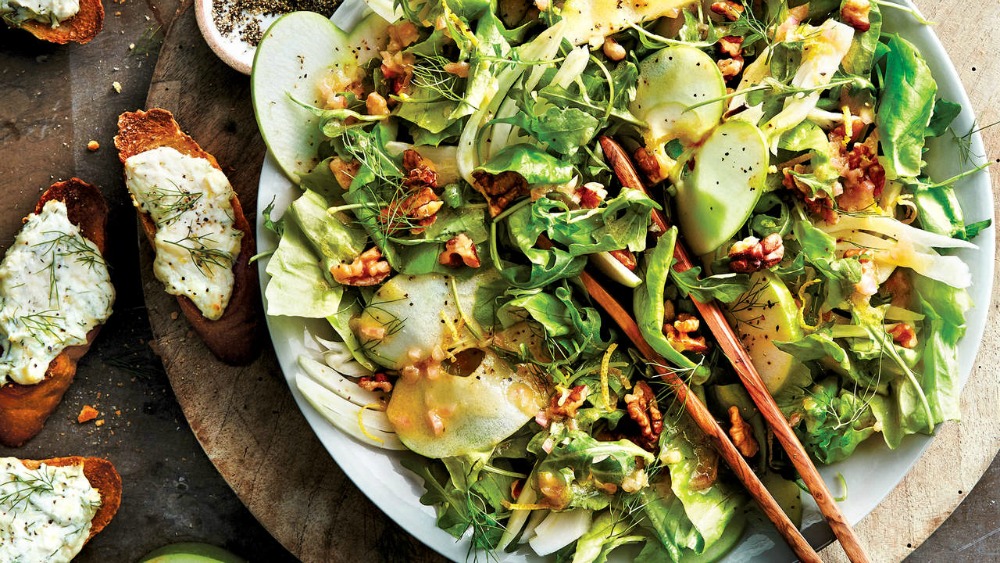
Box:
[633,229,711,382]
[876,35,938,178]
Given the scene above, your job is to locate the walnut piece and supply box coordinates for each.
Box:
[728,233,784,273]
[380,186,443,235]
[717,56,745,81]
[358,373,393,393]
[841,0,872,32]
[538,385,590,428]
[625,381,663,451]
[472,170,529,216]
[575,182,607,209]
[710,0,744,21]
[403,149,439,189]
[366,92,390,117]
[663,313,709,354]
[439,233,481,268]
[329,157,360,190]
[728,406,759,458]
[718,35,744,58]
[331,247,392,286]
[888,323,918,349]
[602,37,626,61]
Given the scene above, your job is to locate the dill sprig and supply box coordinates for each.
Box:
[144,181,204,224]
[0,467,56,510]
[410,54,465,103]
[164,234,234,277]
[15,310,65,347]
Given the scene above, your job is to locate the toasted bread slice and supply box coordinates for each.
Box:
[0,179,109,448]
[16,0,104,44]
[17,456,122,542]
[114,108,261,365]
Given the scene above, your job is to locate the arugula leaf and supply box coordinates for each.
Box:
[670,266,749,305]
[495,97,600,156]
[477,144,575,185]
[877,35,938,178]
[496,284,607,362]
[262,197,284,236]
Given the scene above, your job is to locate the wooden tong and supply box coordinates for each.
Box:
[597,136,870,563]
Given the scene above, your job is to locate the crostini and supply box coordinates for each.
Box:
[3,0,104,44]
[115,108,261,365]
[0,179,114,447]
[1,456,122,560]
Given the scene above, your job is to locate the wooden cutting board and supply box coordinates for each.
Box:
[142,3,1000,563]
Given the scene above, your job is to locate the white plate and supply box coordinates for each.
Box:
[254,2,995,560]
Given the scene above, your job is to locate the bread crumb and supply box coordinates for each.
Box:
[77,405,99,423]
[95,419,105,427]
[170,311,179,320]
[87,140,100,151]
[112,81,122,93]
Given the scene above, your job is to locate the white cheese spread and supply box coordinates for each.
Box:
[0,200,114,386]
[0,0,80,26]
[0,458,101,563]
[124,146,243,321]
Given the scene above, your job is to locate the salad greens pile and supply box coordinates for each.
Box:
[251,0,990,560]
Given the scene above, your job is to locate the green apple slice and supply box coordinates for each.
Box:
[674,119,769,256]
[251,11,388,182]
[631,45,726,147]
[139,543,245,563]
[726,271,810,395]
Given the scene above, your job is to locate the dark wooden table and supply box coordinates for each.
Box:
[0,1,997,562]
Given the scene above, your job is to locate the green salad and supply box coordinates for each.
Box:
[250,0,990,560]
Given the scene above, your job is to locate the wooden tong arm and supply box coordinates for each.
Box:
[579,271,821,562]
[598,136,870,563]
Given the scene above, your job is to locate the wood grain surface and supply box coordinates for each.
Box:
[141,3,1000,563]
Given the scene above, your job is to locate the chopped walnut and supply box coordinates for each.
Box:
[728,233,784,273]
[782,163,841,224]
[888,323,918,349]
[402,149,439,188]
[710,0,744,21]
[881,269,912,309]
[358,373,393,393]
[537,385,590,428]
[472,170,529,216]
[717,56,745,81]
[841,0,872,32]
[439,233,481,268]
[380,186,443,234]
[625,381,663,451]
[330,247,392,286]
[386,21,420,52]
[609,248,637,272]
[381,51,416,96]
[833,137,885,212]
[602,37,626,61]
[366,92,390,117]
[633,147,665,184]
[663,313,709,354]
[329,157,361,190]
[728,406,759,458]
[718,35,744,58]
[575,182,607,209]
